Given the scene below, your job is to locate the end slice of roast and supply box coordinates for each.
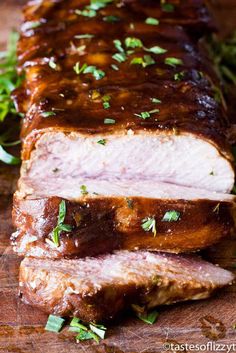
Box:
[15,0,235,195]
[12,182,235,258]
[19,251,234,323]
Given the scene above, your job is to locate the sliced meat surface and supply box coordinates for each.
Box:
[19,251,234,322]
[12,186,235,258]
[14,0,235,194]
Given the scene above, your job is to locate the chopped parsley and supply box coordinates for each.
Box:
[80,185,89,195]
[174,71,185,81]
[112,53,127,63]
[75,8,97,17]
[75,0,113,18]
[45,315,65,333]
[74,34,95,39]
[162,210,181,222]
[141,217,157,237]
[90,0,113,10]
[161,2,175,12]
[102,94,111,109]
[113,39,125,53]
[145,17,159,25]
[165,57,183,67]
[97,139,106,145]
[104,118,115,124]
[145,46,167,55]
[103,15,120,22]
[137,310,159,324]
[74,62,105,80]
[151,98,162,104]
[130,55,155,68]
[69,318,107,343]
[125,37,143,49]
[111,64,119,71]
[41,111,56,118]
[135,109,159,119]
[51,200,72,247]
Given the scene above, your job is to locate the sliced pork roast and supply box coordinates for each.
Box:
[19,251,234,322]
[14,0,234,196]
[12,183,235,258]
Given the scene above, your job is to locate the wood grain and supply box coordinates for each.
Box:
[0,1,236,352]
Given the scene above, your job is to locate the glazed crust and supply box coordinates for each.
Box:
[12,194,234,258]
[13,0,233,161]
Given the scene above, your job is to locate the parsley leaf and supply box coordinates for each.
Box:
[135,109,159,119]
[125,37,143,49]
[141,217,157,237]
[145,17,159,25]
[137,310,159,324]
[45,315,65,333]
[162,210,181,222]
[130,55,155,67]
[51,200,72,247]
[165,57,183,67]
[97,139,106,145]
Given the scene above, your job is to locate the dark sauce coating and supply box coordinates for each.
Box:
[14,0,232,160]
[12,195,234,258]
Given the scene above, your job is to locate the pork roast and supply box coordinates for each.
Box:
[14,0,234,195]
[19,251,234,323]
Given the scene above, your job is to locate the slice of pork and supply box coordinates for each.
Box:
[20,131,235,196]
[12,185,235,258]
[19,251,234,323]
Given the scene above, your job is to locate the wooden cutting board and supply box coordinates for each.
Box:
[0,1,236,352]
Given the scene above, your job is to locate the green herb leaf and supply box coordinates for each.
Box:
[51,200,72,247]
[145,17,159,25]
[45,315,65,333]
[113,39,125,53]
[0,145,20,165]
[165,57,183,67]
[41,111,56,118]
[125,37,143,49]
[174,71,185,81]
[111,64,119,71]
[161,3,175,12]
[76,330,100,343]
[134,109,159,119]
[130,55,155,68]
[141,217,157,237]
[0,31,23,123]
[75,8,97,17]
[89,323,107,339]
[97,139,107,145]
[84,65,106,80]
[103,15,120,22]
[80,185,88,195]
[74,62,88,75]
[145,46,167,55]
[137,310,159,324]
[74,34,95,39]
[102,94,111,109]
[90,0,113,10]
[104,118,116,124]
[112,53,127,63]
[162,210,181,222]
[70,317,88,331]
[151,98,162,104]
